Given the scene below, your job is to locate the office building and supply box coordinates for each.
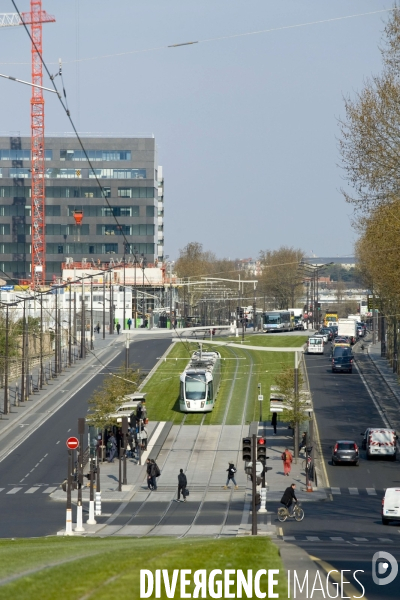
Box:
[0,134,163,281]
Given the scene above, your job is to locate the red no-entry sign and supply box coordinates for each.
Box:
[66,437,79,450]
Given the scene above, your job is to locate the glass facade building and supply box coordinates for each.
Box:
[0,135,163,280]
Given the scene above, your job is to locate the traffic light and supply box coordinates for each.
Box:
[257,436,267,463]
[242,437,252,461]
[239,309,244,319]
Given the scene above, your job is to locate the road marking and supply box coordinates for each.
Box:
[354,360,390,427]
[354,537,368,542]
[7,487,22,494]
[278,527,283,536]
[43,487,57,494]
[378,538,393,542]
[0,488,4,493]
[330,537,344,541]
[331,487,341,494]
[310,555,368,600]
[30,469,35,473]
[44,454,48,458]
[67,429,71,432]
[349,488,359,495]
[24,473,29,478]
[39,458,44,463]
[19,478,25,483]
[306,536,320,541]
[56,441,60,444]
[283,536,296,541]
[366,488,377,495]
[25,487,39,494]
[35,463,40,467]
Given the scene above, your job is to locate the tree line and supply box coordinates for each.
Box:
[339,4,400,367]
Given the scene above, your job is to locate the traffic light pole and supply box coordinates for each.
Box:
[252,433,257,536]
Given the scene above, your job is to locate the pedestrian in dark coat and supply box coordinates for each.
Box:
[271,412,277,435]
[116,322,121,334]
[150,459,159,490]
[107,434,117,463]
[177,468,187,502]
[146,458,153,490]
[224,462,238,489]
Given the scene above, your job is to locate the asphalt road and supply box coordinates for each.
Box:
[0,336,171,538]
[279,339,400,599]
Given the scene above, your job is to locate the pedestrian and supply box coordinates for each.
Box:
[224,462,238,490]
[281,447,293,476]
[140,424,148,451]
[107,434,117,463]
[271,412,277,435]
[96,322,101,334]
[299,432,307,453]
[177,468,187,502]
[150,459,160,490]
[127,317,132,330]
[146,458,153,490]
[116,322,121,335]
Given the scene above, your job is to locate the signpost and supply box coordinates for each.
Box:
[66,437,79,450]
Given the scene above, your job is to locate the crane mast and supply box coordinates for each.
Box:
[0,2,55,287]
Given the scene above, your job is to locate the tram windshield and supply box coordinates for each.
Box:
[185,373,207,400]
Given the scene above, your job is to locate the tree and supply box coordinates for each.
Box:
[87,365,142,429]
[273,365,310,430]
[258,247,305,308]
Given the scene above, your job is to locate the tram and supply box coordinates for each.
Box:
[179,348,222,413]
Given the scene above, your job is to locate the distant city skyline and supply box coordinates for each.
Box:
[0,1,391,262]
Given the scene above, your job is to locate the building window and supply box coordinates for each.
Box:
[60,150,131,161]
[46,224,90,235]
[89,169,146,179]
[9,168,31,179]
[67,205,139,217]
[0,149,52,161]
[96,225,132,236]
[0,224,10,235]
[146,205,155,217]
[126,243,155,255]
[45,205,61,217]
[58,245,64,254]
[117,187,155,198]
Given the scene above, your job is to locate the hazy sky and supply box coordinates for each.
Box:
[0,1,393,260]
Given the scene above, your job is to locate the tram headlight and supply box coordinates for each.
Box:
[186,402,190,409]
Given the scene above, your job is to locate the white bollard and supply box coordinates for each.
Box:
[258,487,268,514]
[95,491,102,516]
[235,326,238,337]
[87,500,97,525]
[65,508,73,535]
[74,504,85,532]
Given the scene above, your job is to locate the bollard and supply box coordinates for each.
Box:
[95,491,102,516]
[258,486,268,514]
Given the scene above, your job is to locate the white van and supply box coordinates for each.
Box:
[361,428,397,460]
[307,337,324,354]
[382,488,400,524]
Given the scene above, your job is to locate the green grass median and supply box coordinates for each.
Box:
[142,335,307,425]
[0,536,287,600]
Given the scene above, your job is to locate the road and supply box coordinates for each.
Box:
[0,335,171,538]
[279,338,400,599]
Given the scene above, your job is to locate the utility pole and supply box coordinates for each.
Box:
[68,285,72,366]
[54,290,58,374]
[58,306,62,373]
[125,333,130,371]
[40,295,44,386]
[21,300,26,402]
[102,271,106,339]
[123,245,126,330]
[134,250,138,329]
[4,304,9,414]
[81,277,85,359]
[90,275,94,350]
[294,351,299,463]
[75,417,85,532]
[251,433,257,536]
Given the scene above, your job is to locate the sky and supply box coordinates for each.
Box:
[0,0,393,261]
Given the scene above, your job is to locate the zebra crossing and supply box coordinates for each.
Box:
[0,486,58,495]
[281,535,397,544]
[329,487,380,496]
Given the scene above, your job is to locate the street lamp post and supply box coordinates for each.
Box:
[102,271,106,339]
[141,254,147,327]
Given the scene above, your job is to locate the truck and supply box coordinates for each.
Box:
[287,308,306,330]
[338,318,357,344]
[324,312,338,327]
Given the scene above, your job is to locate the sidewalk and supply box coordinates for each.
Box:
[368,341,400,402]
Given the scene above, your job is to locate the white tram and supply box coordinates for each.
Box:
[179,349,222,413]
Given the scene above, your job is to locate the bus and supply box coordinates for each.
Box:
[263,311,292,333]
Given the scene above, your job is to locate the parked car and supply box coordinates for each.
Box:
[382,488,400,524]
[361,428,397,460]
[332,440,359,466]
[332,346,353,373]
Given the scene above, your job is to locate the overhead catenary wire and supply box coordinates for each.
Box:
[0,8,396,66]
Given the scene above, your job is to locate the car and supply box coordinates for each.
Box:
[319,327,333,341]
[361,428,397,460]
[330,326,338,336]
[317,330,329,343]
[332,440,359,465]
[332,346,353,373]
[382,488,400,524]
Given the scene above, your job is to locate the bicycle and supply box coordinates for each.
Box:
[277,502,304,522]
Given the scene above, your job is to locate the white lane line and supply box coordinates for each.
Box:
[39,458,44,462]
[366,488,377,495]
[354,537,368,542]
[306,536,320,541]
[25,487,39,494]
[378,538,393,542]
[35,463,40,467]
[0,488,4,493]
[56,441,60,445]
[349,488,359,495]
[19,478,25,483]
[24,473,30,478]
[354,360,390,427]
[44,454,48,458]
[67,429,71,432]
[331,487,341,494]
[330,537,344,541]
[283,536,296,541]
[43,487,57,494]
[7,487,22,494]
[30,469,35,473]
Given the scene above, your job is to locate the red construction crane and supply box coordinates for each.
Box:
[0,2,55,287]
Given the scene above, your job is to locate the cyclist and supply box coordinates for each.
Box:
[280,483,298,516]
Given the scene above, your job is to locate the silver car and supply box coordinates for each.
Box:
[332,440,359,466]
